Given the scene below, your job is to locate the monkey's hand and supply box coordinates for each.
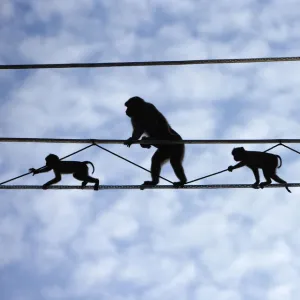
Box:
[29,168,38,175]
[124,137,134,147]
[228,166,234,172]
[140,137,151,149]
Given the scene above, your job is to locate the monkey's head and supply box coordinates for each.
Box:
[125,96,146,117]
[232,147,246,161]
[45,154,60,166]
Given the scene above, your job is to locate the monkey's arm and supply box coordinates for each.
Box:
[125,120,144,147]
[42,170,62,189]
[228,162,246,171]
[29,166,52,175]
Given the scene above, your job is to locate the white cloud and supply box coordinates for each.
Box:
[1,0,300,299]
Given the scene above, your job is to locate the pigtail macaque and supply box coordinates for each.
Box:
[29,154,100,190]
[228,147,291,193]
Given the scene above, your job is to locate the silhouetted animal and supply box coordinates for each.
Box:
[228,147,291,193]
[29,154,100,190]
[124,96,187,187]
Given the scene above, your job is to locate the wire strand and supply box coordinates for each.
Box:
[0,184,298,190]
[280,144,300,155]
[92,143,173,184]
[1,56,300,70]
[1,137,300,144]
[187,169,228,184]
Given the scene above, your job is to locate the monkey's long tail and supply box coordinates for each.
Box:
[83,161,95,174]
[276,155,282,168]
[285,185,292,193]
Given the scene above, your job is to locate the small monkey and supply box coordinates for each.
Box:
[29,154,100,190]
[228,147,291,193]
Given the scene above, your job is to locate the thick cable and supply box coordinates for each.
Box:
[1,138,300,145]
[1,56,300,70]
[0,184,298,190]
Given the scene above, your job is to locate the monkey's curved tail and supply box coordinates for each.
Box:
[276,155,282,168]
[83,161,95,174]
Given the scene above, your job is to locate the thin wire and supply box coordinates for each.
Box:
[280,144,300,155]
[0,184,298,190]
[0,144,94,185]
[92,143,173,184]
[1,56,300,70]
[187,169,228,184]
[1,137,300,144]
[263,143,281,152]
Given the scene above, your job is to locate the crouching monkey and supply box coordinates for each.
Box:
[228,147,291,193]
[29,154,100,190]
[124,96,187,187]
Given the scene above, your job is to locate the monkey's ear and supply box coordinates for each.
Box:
[240,147,245,151]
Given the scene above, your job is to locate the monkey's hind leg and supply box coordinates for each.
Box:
[142,150,169,186]
[259,169,272,189]
[74,173,100,191]
[170,156,187,188]
[251,168,260,190]
[90,177,100,191]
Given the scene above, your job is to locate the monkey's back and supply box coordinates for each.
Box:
[56,161,87,174]
[141,104,182,140]
[245,151,278,169]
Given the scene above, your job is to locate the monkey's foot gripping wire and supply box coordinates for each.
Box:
[0,144,94,186]
[91,141,174,184]
[0,183,299,190]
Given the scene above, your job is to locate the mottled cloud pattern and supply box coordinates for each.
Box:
[1,0,300,299]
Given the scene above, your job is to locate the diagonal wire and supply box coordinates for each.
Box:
[187,169,228,184]
[280,143,300,155]
[263,143,281,152]
[92,142,173,184]
[0,144,94,186]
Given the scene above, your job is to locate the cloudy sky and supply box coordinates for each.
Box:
[1,0,300,299]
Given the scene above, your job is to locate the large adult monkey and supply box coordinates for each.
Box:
[124,96,187,187]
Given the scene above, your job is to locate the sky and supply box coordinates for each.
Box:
[1,0,300,299]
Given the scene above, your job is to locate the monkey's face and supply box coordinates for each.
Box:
[125,105,134,117]
[125,97,144,117]
[45,154,60,166]
[232,147,245,161]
